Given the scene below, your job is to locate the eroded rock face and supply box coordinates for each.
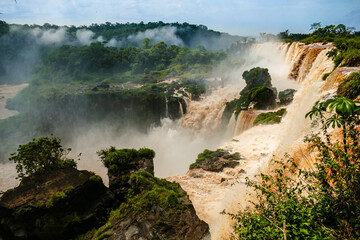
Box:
[0,167,114,240]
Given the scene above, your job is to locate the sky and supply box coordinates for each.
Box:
[0,0,360,36]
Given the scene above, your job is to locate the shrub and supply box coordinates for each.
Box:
[337,71,360,99]
[9,136,77,179]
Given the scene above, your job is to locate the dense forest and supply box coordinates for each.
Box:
[0,20,243,84]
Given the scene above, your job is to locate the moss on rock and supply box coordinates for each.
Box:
[189,149,241,172]
[253,108,287,126]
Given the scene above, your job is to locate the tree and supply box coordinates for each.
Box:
[310,22,321,32]
[241,67,272,96]
[9,136,77,179]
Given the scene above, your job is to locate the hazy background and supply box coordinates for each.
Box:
[1,0,359,36]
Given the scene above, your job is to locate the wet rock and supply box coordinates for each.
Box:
[278,89,296,105]
[189,149,241,172]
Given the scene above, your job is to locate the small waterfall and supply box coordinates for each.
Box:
[179,101,184,117]
[165,96,169,118]
[234,110,259,136]
[224,113,236,139]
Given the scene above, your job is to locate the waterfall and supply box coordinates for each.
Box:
[165,96,169,118]
[224,113,236,139]
[234,110,259,136]
[179,101,184,117]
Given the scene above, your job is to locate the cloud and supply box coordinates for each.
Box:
[31,27,67,45]
[106,26,184,48]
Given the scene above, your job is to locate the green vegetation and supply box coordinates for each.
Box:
[189,149,241,170]
[97,147,155,176]
[87,170,187,239]
[322,72,331,81]
[45,186,74,208]
[0,20,236,84]
[228,96,360,239]
[247,86,276,109]
[9,136,77,179]
[337,71,360,99]
[253,108,286,126]
[278,89,296,105]
[35,41,225,84]
[223,67,276,121]
[240,67,272,96]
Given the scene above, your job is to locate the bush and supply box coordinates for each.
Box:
[97,147,155,176]
[9,136,77,179]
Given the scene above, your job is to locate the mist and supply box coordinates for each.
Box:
[0,23,299,191]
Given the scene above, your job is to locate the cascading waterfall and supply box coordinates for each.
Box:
[179,86,240,135]
[169,42,339,240]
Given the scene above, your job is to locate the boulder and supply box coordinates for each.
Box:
[189,149,241,172]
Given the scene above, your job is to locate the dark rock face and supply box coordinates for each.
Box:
[107,195,211,240]
[278,89,296,105]
[0,167,114,240]
[190,149,241,172]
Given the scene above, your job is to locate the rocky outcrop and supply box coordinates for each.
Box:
[189,149,241,172]
[1,147,210,240]
[0,167,114,240]
[278,89,296,105]
[88,171,210,240]
[98,147,155,202]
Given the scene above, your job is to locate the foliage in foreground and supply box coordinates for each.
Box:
[228,96,360,239]
[9,136,77,179]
